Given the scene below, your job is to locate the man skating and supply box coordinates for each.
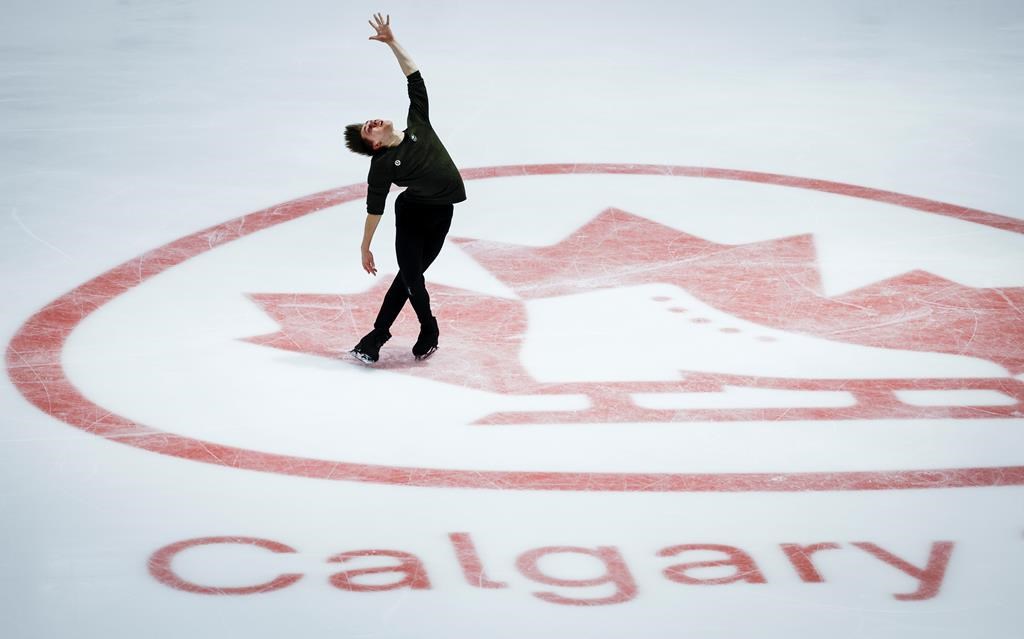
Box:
[343,13,467,363]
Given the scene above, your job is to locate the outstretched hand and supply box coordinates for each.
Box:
[368,13,394,43]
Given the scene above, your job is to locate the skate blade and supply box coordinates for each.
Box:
[350,350,377,365]
[414,346,437,361]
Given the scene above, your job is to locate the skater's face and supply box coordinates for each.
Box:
[361,119,393,151]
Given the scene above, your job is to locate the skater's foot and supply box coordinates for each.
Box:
[412,316,439,360]
[350,328,391,364]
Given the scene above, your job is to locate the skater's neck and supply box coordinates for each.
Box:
[384,131,405,148]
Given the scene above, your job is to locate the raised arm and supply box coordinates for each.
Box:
[368,13,418,77]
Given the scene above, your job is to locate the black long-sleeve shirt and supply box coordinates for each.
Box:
[365,71,467,215]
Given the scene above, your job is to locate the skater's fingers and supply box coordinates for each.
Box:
[362,250,377,275]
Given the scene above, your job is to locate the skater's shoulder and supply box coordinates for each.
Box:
[369,146,398,167]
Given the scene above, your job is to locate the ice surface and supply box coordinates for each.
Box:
[3,1,1023,638]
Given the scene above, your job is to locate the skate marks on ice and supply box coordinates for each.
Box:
[246,206,1024,424]
[9,164,1024,489]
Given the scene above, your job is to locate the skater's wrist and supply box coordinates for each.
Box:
[387,40,418,76]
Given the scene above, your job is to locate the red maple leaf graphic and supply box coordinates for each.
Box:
[244,208,1024,423]
[244,281,536,395]
[455,208,1024,375]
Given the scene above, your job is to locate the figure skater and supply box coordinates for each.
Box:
[343,13,466,363]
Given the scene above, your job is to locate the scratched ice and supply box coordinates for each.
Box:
[3,1,1024,639]
[522,283,1006,382]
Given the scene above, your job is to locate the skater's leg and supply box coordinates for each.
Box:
[373,274,408,331]
[397,204,453,325]
[390,196,441,325]
[420,208,453,272]
[408,206,451,359]
[370,193,423,331]
[355,273,402,363]
[395,226,432,325]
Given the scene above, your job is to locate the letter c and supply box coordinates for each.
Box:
[148,536,303,595]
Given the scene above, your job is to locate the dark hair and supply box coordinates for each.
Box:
[344,123,374,156]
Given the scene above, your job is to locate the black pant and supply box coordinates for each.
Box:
[374,192,453,330]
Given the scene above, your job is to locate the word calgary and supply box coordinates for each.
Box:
[149,533,953,606]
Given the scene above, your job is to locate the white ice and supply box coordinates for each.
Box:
[2,1,1023,638]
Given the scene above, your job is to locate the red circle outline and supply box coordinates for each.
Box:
[7,164,1024,491]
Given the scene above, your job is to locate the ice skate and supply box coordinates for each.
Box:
[412,316,439,360]
[350,328,391,364]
